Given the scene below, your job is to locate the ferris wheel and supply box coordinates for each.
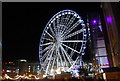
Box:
[39,9,87,75]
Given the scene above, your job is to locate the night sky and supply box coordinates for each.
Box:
[3,2,101,62]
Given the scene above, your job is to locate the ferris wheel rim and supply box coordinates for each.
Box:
[39,9,87,75]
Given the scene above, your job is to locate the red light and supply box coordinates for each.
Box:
[2,69,5,73]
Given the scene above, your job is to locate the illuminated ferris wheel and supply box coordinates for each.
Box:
[39,9,87,75]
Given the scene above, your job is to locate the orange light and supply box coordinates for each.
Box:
[13,71,16,72]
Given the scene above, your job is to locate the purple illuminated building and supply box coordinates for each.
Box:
[102,3,120,67]
[88,3,120,68]
[89,15,110,68]
[107,16,112,23]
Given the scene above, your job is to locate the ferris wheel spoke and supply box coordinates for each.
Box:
[56,17,60,33]
[61,40,84,43]
[42,45,52,53]
[60,14,71,34]
[42,37,53,41]
[66,15,76,28]
[53,21,58,36]
[57,48,65,70]
[42,60,48,70]
[68,56,79,71]
[63,29,83,40]
[43,53,49,61]
[45,30,54,39]
[49,26,56,38]
[60,47,68,66]
[67,19,82,35]
[45,44,55,74]
[40,42,53,46]
[61,43,80,54]
[60,15,65,25]
[56,56,59,69]
[57,17,60,25]
[70,43,77,57]
[58,15,65,33]
[60,45,73,66]
[55,47,58,68]
[62,19,82,37]
[70,51,74,57]
[51,56,56,71]
[57,25,61,34]
[42,45,54,68]
[64,14,71,25]
[43,46,53,60]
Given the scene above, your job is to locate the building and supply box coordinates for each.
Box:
[86,2,120,68]
[17,59,28,75]
[89,11,109,68]
[27,62,40,74]
[101,2,120,67]
[2,59,41,76]
[17,59,40,75]
[2,61,17,77]
[81,3,109,68]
